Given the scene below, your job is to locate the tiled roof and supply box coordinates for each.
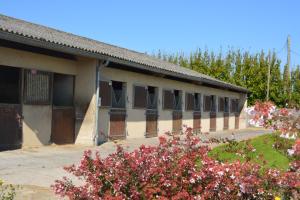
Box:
[0,14,248,93]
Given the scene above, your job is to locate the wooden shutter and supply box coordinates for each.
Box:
[204,95,211,112]
[99,81,111,107]
[230,99,238,113]
[24,69,51,105]
[163,90,174,110]
[185,93,194,111]
[218,97,224,112]
[133,85,147,108]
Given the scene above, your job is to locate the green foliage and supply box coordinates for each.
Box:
[152,49,299,107]
[0,179,16,200]
[209,134,292,170]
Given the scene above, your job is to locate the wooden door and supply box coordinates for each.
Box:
[51,73,75,144]
[223,112,229,130]
[235,113,239,129]
[0,105,22,151]
[193,112,201,134]
[146,111,158,137]
[109,109,126,140]
[172,111,182,134]
[51,107,75,144]
[210,112,217,132]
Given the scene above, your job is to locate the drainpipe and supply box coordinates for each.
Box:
[94,59,110,145]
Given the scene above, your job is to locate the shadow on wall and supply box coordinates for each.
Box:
[22,105,52,145]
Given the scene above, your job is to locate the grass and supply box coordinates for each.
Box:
[209,134,294,170]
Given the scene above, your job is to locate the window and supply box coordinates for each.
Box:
[133,85,147,108]
[204,95,216,112]
[0,66,20,104]
[186,93,201,111]
[174,90,182,111]
[194,93,201,111]
[147,86,158,110]
[218,97,225,112]
[111,81,126,108]
[99,81,126,108]
[224,97,229,113]
[204,95,211,112]
[23,69,51,105]
[211,95,216,112]
[53,74,74,107]
[185,93,194,111]
[230,99,239,113]
[163,89,182,110]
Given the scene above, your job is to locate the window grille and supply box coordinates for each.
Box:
[24,69,51,105]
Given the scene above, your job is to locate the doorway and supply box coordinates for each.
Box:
[0,66,22,150]
[51,73,75,144]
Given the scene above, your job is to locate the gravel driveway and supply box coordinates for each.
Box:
[0,128,270,199]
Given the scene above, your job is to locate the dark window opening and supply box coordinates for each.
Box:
[147,86,158,110]
[112,81,125,108]
[23,69,51,105]
[0,66,20,104]
[224,97,229,113]
[53,74,74,107]
[211,95,216,112]
[174,90,182,111]
[194,93,201,111]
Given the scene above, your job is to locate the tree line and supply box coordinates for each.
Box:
[152,49,300,107]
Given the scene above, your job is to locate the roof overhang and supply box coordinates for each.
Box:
[0,30,249,94]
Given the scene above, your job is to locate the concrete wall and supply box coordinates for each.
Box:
[74,57,97,145]
[0,46,97,146]
[0,45,248,146]
[99,66,246,139]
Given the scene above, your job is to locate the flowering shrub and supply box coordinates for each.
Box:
[250,101,300,136]
[52,129,300,199]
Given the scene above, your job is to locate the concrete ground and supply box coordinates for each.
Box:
[0,128,270,200]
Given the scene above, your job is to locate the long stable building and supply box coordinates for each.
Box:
[0,14,248,150]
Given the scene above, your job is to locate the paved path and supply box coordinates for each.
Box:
[0,128,270,199]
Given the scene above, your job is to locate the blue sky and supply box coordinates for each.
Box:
[1,0,300,70]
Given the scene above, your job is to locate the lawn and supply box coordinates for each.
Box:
[209,134,294,170]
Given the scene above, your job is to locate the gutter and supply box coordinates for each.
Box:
[94,59,110,145]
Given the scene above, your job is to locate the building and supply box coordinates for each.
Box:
[0,14,248,150]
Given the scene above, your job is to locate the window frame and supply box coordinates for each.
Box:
[146,86,158,110]
[23,69,52,105]
[111,80,126,109]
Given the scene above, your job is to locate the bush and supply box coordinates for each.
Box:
[0,179,16,200]
[52,129,300,199]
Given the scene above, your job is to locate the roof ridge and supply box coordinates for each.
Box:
[0,13,248,92]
